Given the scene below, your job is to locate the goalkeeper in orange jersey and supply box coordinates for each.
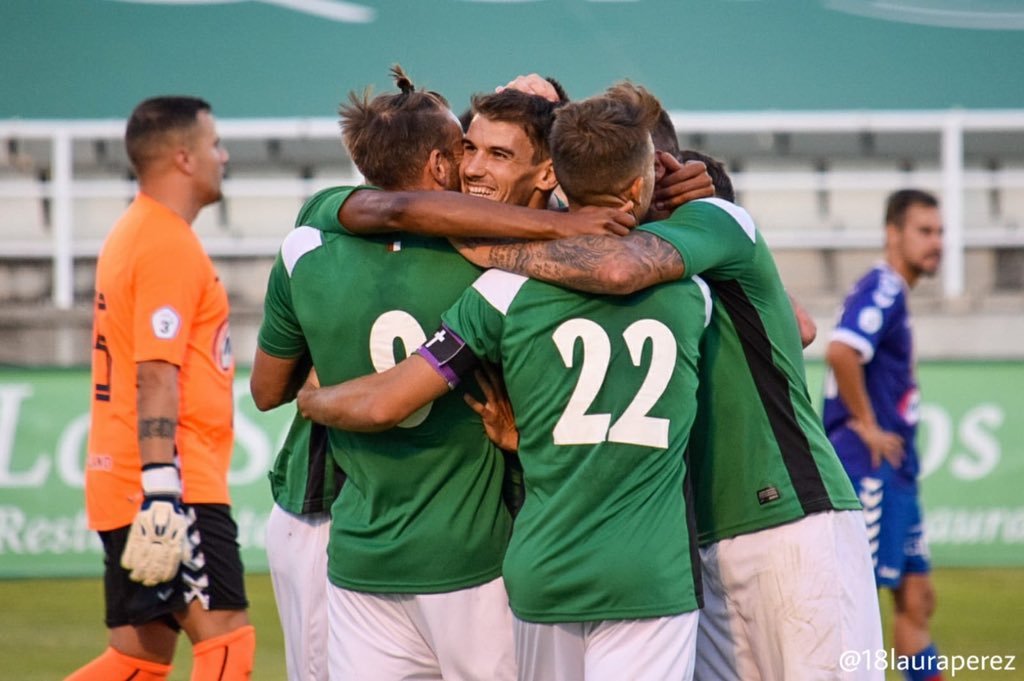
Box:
[67,96,254,681]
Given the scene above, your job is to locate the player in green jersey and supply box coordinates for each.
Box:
[298,83,710,681]
[252,67,521,681]
[451,83,884,680]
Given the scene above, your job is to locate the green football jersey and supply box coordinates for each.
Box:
[259,186,511,593]
[638,198,860,545]
[442,269,711,623]
[266,411,339,515]
[257,186,380,516]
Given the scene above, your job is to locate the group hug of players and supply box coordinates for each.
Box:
[75,65,945,681]
[253,67,888,681]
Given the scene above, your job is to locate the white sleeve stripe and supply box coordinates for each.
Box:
[282,226,323,277]
[830,328,875,363]
[471,269,529,316]
[695,197,757,243]
[692,275,713,328]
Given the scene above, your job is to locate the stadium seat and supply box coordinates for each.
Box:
[733,158,825,234]
[221,170,307,240]
[824,159,938,234]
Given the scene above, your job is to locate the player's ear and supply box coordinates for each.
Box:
[626,174,646,205]
[885,222,902,250]
[427,148,450,188]
[654,151,668,184]
[535,158,558,192]
[172,145,193,175]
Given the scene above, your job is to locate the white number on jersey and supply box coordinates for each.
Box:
[369,310,431,428]
[551,318,677,448]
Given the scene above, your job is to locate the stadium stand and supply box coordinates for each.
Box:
[1,112,1022,365]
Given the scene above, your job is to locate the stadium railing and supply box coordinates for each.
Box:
[1,110,1023,308]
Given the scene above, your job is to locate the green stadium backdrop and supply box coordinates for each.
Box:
[3,0,1024,119]
[0,363,1021,577]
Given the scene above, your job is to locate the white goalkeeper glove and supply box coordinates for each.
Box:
[120,463,192,587]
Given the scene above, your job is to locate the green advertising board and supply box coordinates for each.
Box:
[3,0,1024,120]
[805,362,1024,568]
[0,369,293,578]
[0,362,1021,578]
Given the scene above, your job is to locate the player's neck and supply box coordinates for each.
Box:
[570,194,639,223]
[526,189,554,211]
[886,255,919,289]
[138,178,203,226]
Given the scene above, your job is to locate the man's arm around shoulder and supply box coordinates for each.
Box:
[298,355,449,431]
[456,229,685,295]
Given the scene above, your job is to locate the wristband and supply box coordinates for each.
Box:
[141,463,182,497]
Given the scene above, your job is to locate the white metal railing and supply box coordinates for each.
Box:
[2,110,1024,308]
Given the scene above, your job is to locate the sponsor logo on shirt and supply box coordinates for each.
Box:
[151,306,181,340]
[898,387,920,425]
[86,454,113,471]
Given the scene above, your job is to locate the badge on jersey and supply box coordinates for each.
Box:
[857,306,883,335]
[213,320,234,372]
[151,306,182,340]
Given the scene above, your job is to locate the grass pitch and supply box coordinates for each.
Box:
[2,568,1022,679]
[1,573,286,680]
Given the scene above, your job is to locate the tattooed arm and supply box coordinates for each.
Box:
[457,230,686,295]
[136,360,178,466]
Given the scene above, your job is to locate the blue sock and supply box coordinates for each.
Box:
[905,643,942,681]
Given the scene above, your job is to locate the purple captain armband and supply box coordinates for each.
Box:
[414,323,480,389]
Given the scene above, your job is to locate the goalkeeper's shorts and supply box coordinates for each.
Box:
[100,503,249,629]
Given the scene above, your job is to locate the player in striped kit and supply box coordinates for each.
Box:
[825,189,945,681]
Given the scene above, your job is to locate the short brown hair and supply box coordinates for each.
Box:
[606,81,679,156]
[677,149,734,203]
[469,89,561,164]
[125,96,211,175]
[340,65,455,189]
[885,189,939,228]
[550,82,661,204]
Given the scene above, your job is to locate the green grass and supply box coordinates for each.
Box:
[0,573,285,680]
[879,569,1024,680]
[2,569,1022,680]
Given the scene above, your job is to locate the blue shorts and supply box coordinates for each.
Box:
[853,474,931,589]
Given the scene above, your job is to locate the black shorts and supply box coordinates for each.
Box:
[100,503,249,629]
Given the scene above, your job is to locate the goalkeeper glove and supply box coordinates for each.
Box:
[120,463,192,587]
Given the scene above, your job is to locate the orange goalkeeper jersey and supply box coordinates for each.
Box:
[85,192,235,531]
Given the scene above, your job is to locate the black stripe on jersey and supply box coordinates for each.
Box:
[683,445,703,609]
[301,422,331,514]
[712,279,830,513]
